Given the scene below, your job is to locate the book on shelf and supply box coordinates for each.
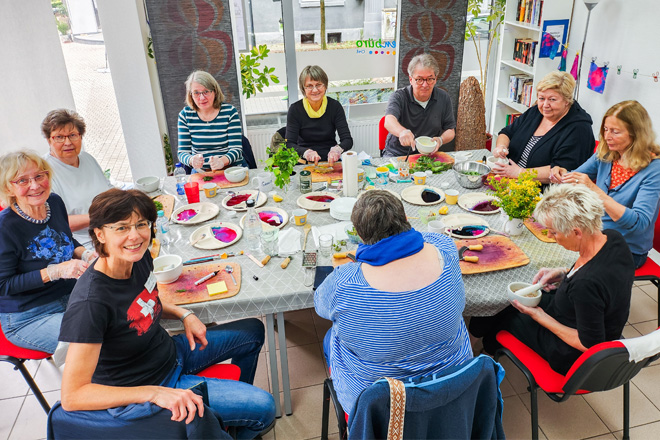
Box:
[506,113,523,126]
[516,0,544,27]
[513,38,537,67]
[508,74,533,107]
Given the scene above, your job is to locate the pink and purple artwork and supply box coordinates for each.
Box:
[211,227,238,243]
[258,211,284,227]
[176,209,198,222]
[587,62,609,94]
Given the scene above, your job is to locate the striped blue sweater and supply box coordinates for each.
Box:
[177,104,243,169]
[315,232,473,416]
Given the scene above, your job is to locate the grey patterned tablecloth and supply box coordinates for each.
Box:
[160,150,578,329]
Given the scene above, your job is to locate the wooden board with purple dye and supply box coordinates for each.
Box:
[189,170,249,189]
[158,262,241,305]
[405,151,455,166]
[302,162,343,182]
[524,219,556,243]
[455,236,530,275]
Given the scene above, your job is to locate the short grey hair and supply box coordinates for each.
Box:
[351,190,411,245]
[534,184,604,235]
[407,53,439,77]
[184,70,225,111]
[298,65,329,96]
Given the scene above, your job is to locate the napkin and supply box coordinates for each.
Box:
[278,228,302,255]
[311,222,351,247]
[357,151,372,162]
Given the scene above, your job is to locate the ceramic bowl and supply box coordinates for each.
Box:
[453,161,491,189]
[135,176,160,192]
[153,255,183,284]
[415,136,437,154]
[224,166,247,183]
[507,282,542,307]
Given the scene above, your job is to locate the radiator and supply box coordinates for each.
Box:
[246,118,381,163]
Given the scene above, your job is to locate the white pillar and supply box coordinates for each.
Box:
[0,3,75,155]
[95,0,167,179]
[363,0,385,39]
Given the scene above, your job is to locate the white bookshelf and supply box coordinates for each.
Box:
[489,0,574,134]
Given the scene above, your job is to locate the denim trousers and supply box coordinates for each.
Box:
[0,294,70,353]
[163,318,276,439]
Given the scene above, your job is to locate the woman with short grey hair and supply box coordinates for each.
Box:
[470,184,634,375]
[285,65,353,165]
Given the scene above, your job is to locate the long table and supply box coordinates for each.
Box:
[159,150,577,416]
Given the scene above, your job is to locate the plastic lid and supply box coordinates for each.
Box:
[246,198,255,207]
[175,163,183,167]
[157,210,164,216]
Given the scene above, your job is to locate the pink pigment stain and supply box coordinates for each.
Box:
[463,245,505,264]
[176,209,198,222]
[307,195,335,203]
[258,211,283,226]
[471,200,499,212]
[211,227,238,243]
[226,194,252,206]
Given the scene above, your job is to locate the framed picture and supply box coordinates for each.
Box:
[539,19,569,58]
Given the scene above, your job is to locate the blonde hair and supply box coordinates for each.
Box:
[596,100,660,171]
[536,71,575,105]
[184,70,225,111]
[0,150,53,206]
[298,65,329,96]
[534,184,603,235]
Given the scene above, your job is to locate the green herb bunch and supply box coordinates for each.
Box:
[264,142,300,189]
[488,170,541,220]
[410,156,451,174]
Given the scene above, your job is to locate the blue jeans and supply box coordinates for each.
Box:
[163,318,275,439]
[0,294,69,353]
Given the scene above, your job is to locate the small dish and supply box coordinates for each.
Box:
[296,191,339,211]
[221,190,268,211]
[224,166,248,183]
[239,206,289,229]
[190,222,243,250]
[415,136,437,154]
[153,255,183,284]
[135,176,160,192]
[171,203,220,225]
[457,192,501,215]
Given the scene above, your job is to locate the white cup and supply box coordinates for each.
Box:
[427,220,446,234]
[252,172,274,193]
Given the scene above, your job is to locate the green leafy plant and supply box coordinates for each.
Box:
[56,20,70,35]
[488,170,541,220]
[147,37,155,60]
[464,0,505,99]
[240,45,279,99]
[264,143,300,189]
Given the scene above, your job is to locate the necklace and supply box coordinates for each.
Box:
[13,202,51,224]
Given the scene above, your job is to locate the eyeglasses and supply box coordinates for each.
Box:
[304,84,326,92]
[50,133,80,143]
[192,90,213,98]
[11,171,49,187]
[413,77,436,85]
[102,220,153,235]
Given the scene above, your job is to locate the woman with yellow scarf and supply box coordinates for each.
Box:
[285,65,353,165]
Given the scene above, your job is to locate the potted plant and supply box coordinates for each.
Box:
[487,170,541,236]
[240,45,279,99]
[264,142,300,190]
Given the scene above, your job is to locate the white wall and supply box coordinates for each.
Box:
[0,2,75,155]
[568,0,660,139]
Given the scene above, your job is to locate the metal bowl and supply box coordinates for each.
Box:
[452,161,491,189]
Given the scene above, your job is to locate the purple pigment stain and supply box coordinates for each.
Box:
[463,244,505,264]
[176,209,198,222]
[211,227,238,243]
[307,195,335,203]
[471,200,499,212]
[258,211,283,226]
[226,194,252,206]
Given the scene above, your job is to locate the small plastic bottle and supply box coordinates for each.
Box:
[244,199,261,251]
[174,163,187,197]
[156,210,170,246]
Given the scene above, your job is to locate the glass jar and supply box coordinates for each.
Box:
[300,170,312,193]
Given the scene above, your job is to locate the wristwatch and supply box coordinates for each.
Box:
[180,310,195,322]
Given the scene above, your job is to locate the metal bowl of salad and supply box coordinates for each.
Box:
[452,161,491,189]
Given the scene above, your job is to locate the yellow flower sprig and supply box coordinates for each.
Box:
[487,171,541,220]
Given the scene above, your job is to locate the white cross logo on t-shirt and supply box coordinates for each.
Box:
[137,298,156,319]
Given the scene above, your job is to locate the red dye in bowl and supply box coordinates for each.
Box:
[176,209,197,222]
[258,211,283,226]
[306,195,335,203]
[471,200,499,212]
[211,227,238,243]
[226,194,252,206]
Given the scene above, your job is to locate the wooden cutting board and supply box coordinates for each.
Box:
[524,219,556,243]
[455,236,529,275]
[149,239,161,259]
[153,194,175,219]
[157,262,241,305]
[406,151,455,166]
[302,162,343,182]
[190,170,249,188]
[332,250,356,267]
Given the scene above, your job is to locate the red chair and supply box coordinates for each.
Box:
[633,213,660,328]
[495,329,660,440]
[197,363,241,381]
[0,322,53,414]
[378,116,387,157]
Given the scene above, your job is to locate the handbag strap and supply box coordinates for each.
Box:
[385,377,406,440]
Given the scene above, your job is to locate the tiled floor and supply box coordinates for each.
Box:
[2,281,658,439]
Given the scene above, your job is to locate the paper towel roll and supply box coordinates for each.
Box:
[342,151,359,197]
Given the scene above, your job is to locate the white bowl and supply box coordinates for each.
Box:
[415,136,437,154]
[486,156,508,167]
[507,282,542,307]
[153,255,183,284]
[225,166,247,183]
[135,176,160,192]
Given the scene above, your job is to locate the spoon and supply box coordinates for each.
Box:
[225,265,237,285]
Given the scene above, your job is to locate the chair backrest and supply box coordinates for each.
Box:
[378,116,387,151]
[241,135,258,169]
[653,210,660,251]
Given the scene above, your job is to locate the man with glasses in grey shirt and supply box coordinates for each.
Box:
[383,54,456,157]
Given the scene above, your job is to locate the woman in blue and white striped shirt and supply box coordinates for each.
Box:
[315,190,473,417]
[177,71,243,172]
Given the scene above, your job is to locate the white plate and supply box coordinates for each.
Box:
[329,197,357,221]
[171,203,220,225]
[400,185,445,206]
[190,222,243,250]
[239,206,289,230]
[221,190,267,211]
[457,192,501,215]
[357,188,402,200]
[443,213,490,239]
[296,191,340,211]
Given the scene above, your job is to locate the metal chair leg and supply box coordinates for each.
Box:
[530,386,539,440]
[321,379,331,440]
[623,382,630,440]
[8,358,51,414]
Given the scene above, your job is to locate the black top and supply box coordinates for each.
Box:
[498,101,595,170]
[285,97,353,161]
[59,253,176,387]
[383,86,456,157]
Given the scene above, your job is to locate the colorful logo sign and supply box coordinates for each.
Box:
[356,39,396,55]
